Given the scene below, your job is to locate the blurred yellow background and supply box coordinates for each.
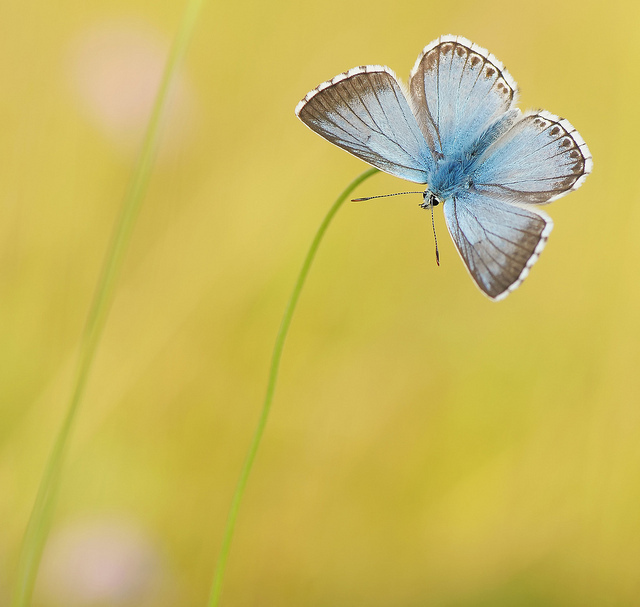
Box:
[1,0,638,605]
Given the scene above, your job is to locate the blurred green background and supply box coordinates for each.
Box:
[1,0,638,605]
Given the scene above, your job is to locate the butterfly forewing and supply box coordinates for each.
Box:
[409,35,517,158]
[474,111,593,204]
[296,66,433,183]
[443,193,553,300]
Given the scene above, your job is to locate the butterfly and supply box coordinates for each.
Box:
[295,35,592,300]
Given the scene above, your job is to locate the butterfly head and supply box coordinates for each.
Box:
[420,191,441,209]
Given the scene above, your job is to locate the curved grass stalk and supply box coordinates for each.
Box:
[207,167,379,607]
[11,1,206,605]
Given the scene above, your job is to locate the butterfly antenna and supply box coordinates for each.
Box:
[430,200,440,266]
[351,191,423,202]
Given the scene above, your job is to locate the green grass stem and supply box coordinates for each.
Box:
[207,167,379,607]
[11,2,206,605]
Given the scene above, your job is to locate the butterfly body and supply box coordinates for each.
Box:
[296,35,592,300]
[430,156,474,199]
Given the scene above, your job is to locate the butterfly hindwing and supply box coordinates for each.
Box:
[409,35,518,158]
[443,192,553,300]
[296,66,434,183]
[474,110,593,204]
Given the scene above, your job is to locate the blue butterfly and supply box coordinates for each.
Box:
[295,35,592,300]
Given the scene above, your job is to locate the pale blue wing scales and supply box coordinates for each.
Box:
[296,66,434,183]
[443,192,553,300]
[408,35,518,157]
[474,110,593,203]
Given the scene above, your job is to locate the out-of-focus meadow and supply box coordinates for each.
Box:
[1,0,639,605]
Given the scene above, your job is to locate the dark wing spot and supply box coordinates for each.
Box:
[441,42,454,55]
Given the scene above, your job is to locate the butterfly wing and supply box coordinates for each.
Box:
[296,66,434,183]
[443,192,553,300]
[409,35,518,158]
[474,110,593,204]
[445,111,591,299]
